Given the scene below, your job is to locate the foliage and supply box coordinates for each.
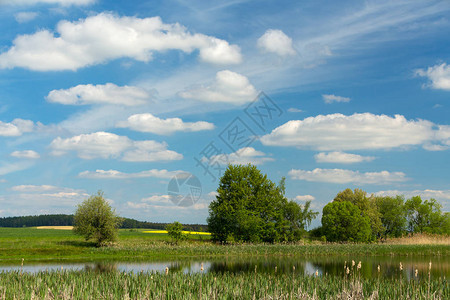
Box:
[375,195,407,238]
[322,201,372,242]
[405,196,449,235]
[333,188,383,240]
[73,191,122,247]
[207,164,318,243]
[165,221,186,244]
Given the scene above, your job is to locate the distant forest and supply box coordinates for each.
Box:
[0,214,208,232]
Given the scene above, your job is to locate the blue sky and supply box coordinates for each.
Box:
[0,0,449,226]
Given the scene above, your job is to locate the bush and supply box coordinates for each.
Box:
[73,191,122,247]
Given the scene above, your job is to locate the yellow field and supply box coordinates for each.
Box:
[143,230,211,235]
[36,226,74,230]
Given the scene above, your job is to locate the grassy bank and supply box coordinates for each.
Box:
[0,269,447,299]
[0,227,449,263]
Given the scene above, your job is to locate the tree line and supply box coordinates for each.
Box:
[207,164,450,243]
[312,188,450,242]
[0,214,208,232]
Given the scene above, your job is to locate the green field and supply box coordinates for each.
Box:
[0,227,449,263]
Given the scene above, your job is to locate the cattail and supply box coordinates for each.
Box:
[200,263,204,272]
[415,269,419,278]
[357,261,361,270]
[255,265,257,273]
[293,265,295,272]
[274,266,277,273]
[346,267,350,275]
[315,270,319,277]
[377,265,380,273]
[344,261,347,269]
[352,260,355,267]
[165,267,169,275]
[429,261,432,270]
[399,262,403,271]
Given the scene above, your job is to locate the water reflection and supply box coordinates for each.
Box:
[1,256,448,279]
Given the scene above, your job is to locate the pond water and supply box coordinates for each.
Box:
[1,256,448,280]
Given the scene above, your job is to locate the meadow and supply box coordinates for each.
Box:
[0,227,449,263]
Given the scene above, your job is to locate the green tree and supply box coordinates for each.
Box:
[207,164,317,243]
[405,196,448,234]
[333,188,383,240]
[321,201,372,242]
[73,191,122,247]
[375,195,407,239]
[165,221,186,244]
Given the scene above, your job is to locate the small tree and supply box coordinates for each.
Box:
[73,191,122,247]
[166,221,185,244]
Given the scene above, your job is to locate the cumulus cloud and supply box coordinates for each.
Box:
[294,195,315,201]
[261,113,450,151]
[0,13,242,71]
[289,168,407,185]
[14,12,38,23]
[78,168,185,179]
[257,29,296,56]
[374,189,450,202]
[1,0,95,6]
[0,119,36,136]
[117,113,214,135]
[46,83,151,106]
[10,150,40,159]
[322,94,350,103]
[205,147,274,166]
[179,70,257,104]
[416,63,450,91]
[315,152,375,164]
[50,131,183,162]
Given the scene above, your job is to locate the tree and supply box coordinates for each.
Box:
[333,188,383,240]
[207,164,317,243]
[321,201,372,242]
[375,195,406,239]
[166,221,186,244]
[73,191,122,247]
[405,196,448,234]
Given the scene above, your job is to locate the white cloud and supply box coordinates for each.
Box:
[295,195,315,201]
[11,184,59,192]
[416,63,450,91]
[0,13,242,71]
[0,119,36,136]
[78,169,185,179]
[1,0,95,6]
[205,147,274,166]
[322,94,351,103]
[46,83,151,106]
[50,131,183,162]
[14,12,38,23]
[289,168,407,185]
[315,152,375,164]
[374,189,450,201]
[257,29,296,56]
[179,70,257,104]
[116,113,214,135]
[261,113,450,151]
[287,108,303,113]
[10,150,40,159]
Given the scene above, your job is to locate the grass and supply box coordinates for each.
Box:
[0,227,449,263]
[0,267,447,299]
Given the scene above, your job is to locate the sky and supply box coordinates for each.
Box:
[0,0,449,226]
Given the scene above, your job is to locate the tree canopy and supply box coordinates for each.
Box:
[207,164,317,243]
[73,191,122,247]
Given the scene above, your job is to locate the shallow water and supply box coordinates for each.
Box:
[1,256,448,279]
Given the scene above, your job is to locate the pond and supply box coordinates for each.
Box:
[1,255,448,280]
